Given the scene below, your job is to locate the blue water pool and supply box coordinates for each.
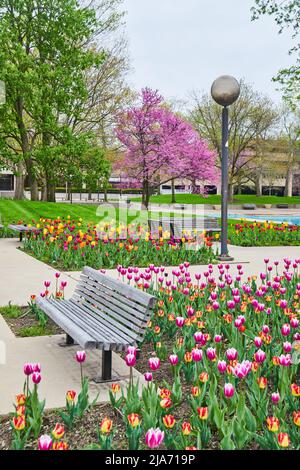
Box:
[228,214,300,226]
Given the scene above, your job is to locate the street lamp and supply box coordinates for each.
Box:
[211,75,240,261]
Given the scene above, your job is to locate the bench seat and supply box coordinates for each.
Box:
[37,266,156,381]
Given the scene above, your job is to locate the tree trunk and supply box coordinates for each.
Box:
[142,179,150,209]
[40,178,47,201]
[104,187,108,202]
[47,184,56,202]
[171,179,176,204]
[88,190,92,201]
[14,162,25,200]
[228,183,234,203]
[255,174,262,197]
[284,168,293,197]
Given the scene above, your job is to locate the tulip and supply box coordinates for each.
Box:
[278,354,292,366]
[232,360,252,378]
[199,371,209,383]
[144,372,153,382]
[16,394,26,406]
[127,346,137,356]
[192,348,203,362]
[32,372,41,384]
[100,417,113,434]
[293,411,300,426]
[254,349,266,363]
[254,337,262,348]
[44,281,51,288]
[13,415,25,431]
[257,377,268,389]
[145,428,164,449]
[271,392,280,404]
[52,441,68,450]
[127,413,140,428]
[291,383,300,397]
[163,415,176,428]
[217,360,227,373]
[149,357,160,371]
[38,434,53,450]
[191,386,200,397]
[32,363,41,372]
[111,383,121,394]
[16,405,25,416]
[169,354,179,366]
[224,383,235,398]
[176,317,185,327]
[23,363,33,376]
[52,423,65,440]
[281,323,291,336]
[160,398,172,409]
[206,347,216,361]
[266,416,280,432]
[226,348,238,361]
[125,354,136,367]
[66,390,76,403]
[182,422,192,435]
[76,351,86,363]
[197,407,208,420]
[278,433,290,448]
[214,334,222,343]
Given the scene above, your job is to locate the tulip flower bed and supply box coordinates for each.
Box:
[21,217,216,270]
[1,259,300,450]
[227,221,300,246]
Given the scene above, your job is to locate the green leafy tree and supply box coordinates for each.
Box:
[251,0,300,104]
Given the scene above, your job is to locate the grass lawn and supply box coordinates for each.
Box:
[131,194,300,205]
[0,199,199,227]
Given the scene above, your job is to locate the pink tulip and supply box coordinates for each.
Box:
[271,392,280,404]
[254,337,262,348]
[38,434,53,450]
[290,318,299,328]
[32,372,41,384]
[76,351,86,363]
[226,348,238,361]
[24,363,33,376]
[283,342,292,353]
[254,349,266,363]
[281,324,291,336]
[55,272,61,279]
[145,428,164,449]
[214,334,222,343]
[176,317,185,327]
[44,281,51,288]
[149,357,160,371]
[192,348,203,362]
[169,354,179,366]
[144,372,153,382]
[224,383,235,398]
[206,347,216,361]
[278,354,292,366]
[217,360,227,373]
[127,346,137,356]
[125,354,136,367]
[232,360,252,378]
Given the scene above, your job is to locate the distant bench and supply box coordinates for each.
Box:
[37,267,156,382]
[8,224,37,242]
[148,217,221,239]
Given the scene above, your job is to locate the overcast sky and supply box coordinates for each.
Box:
[122,0,294,105]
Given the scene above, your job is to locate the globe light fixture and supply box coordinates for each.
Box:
[211,75,240,261]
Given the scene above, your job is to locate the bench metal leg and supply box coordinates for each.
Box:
[102,350,112,381]
[19,232,23,242]
[66,334,74,345]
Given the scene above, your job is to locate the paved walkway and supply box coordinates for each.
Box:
[1,237,300,414]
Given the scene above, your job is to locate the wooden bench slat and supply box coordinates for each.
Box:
[50,299,129,350]
[80,276,149,318]
[68,298,142,346]
[36,298,97,349]
[82,267,156,308]
[73,288,146,342]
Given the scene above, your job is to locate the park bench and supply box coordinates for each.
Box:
[148,217,221,239]
[242,204,256,210]
[36,267,156,382]
[276,204,289,209]
[8,224,37,241]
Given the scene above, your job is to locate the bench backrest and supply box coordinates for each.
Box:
[72,267,156,343]
[148,218,220,237]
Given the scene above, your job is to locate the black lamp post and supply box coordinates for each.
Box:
[211,75,240,261]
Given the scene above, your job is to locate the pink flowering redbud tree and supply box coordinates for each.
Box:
[115,88,218,208]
